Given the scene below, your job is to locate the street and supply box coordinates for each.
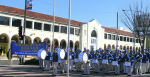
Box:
[0,65,150,77]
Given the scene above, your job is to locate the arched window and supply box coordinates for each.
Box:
[91,30,97,37]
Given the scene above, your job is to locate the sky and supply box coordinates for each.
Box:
[0,0,150,29]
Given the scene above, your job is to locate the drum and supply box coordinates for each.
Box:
[37,49,46,60]
[92,59,98,63]
[57,49,65,59]
[102,59,108,64]
[112,61,118,65]
[78,52,88,63]
[124,62,131,66]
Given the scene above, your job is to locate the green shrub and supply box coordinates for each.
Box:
[24,58,39,65]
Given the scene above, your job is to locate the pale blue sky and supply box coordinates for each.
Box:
[0,0,150,29]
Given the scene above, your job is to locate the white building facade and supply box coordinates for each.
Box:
[0,5,141,54]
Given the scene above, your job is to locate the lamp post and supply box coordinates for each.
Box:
[52,0,55,53]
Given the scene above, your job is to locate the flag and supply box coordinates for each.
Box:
[26,0,33,10]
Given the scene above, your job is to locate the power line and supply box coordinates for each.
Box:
[36,0,116,14]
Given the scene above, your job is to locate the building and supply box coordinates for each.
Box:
[0,5,141,54]
[111,27,131,32]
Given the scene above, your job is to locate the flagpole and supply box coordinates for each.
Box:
[67,0,71,77]
[116,12,118,50]
[52,0,55,52]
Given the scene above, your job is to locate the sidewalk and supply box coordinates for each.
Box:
[0,55,33,60]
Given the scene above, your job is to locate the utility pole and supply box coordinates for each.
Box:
[52,0,55,53]
[67,0,71,77]
[116,12,119,50]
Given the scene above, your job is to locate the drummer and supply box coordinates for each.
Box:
[83,49,92,75]
[38,48,44,69]
[114,50,122,75]
[69,47,75,71]
[60,48,65,73]
[103,48,113,74]
[123,49,129,74]
[97,50,102,72]
[43,47,52,71]
[92,50,97,73]
[77,49,82,72]
[52,48,59,76]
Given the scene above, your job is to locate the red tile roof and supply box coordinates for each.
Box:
[0,5,135,37]
[0,5,85,26]
[101,26,134,37]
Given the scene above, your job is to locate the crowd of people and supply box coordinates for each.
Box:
[38,47,150,76]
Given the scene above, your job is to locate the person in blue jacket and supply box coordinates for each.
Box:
[145,48,149,73]
[75,48,79,69]
[90,48,95,54]
[43,47,52,71]
[52,48,59,76]
[114,50,122,75]
[83,49,92,75]
[93,50,99,73]
[142,51,148,74]
[126,52,135,76]
[103,48,113,74]
[63,47,68,73]
[110,51,114,71]
[83,48,86,53]
[119,50,124,72]
[77,49,82,72]
[123,49,129,74]
[135,50,143,75]
[97,50,102,72]
[69,47,75,71]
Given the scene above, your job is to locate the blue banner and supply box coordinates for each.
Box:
[11,41,46,55]
[26,0,33,10]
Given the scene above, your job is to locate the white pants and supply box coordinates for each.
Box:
[69,60,74,70]
[53,62,58,75]
[95,63,99,72]
[123,63,128,73]
[127,66,133,75]
[142,63,146,74]
[115,65,120,74]
[44,60,50,70]
[61,60,65,72]
[135,62,142,74]
[105,63,110,73]
[84,63,90,74]
[146,61,149,72]
[39,59,43,68]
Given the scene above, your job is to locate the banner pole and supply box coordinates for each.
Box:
[51,0,55,53]
[67,0,71,77]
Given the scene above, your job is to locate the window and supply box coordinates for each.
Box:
[75,28,79,35]
[34,22,42,30]
[112,35,115,40]
[108,34,111,39]
[104,33,107,39]
[0,16,9,26]
[12,18,21,27]
[130,38,132,42]
[120,36,123,41]
[54,25,59,32]
[127,37,129,42]
[44,24,51,31]
[91,30,97,37]
[61,26,67,34]
[70,28,74,34]
[124,37,126,41]
[26,21,32,29]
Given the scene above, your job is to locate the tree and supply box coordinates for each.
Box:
[121,1,150,51]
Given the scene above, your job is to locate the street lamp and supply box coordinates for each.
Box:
[122,10,142,51]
